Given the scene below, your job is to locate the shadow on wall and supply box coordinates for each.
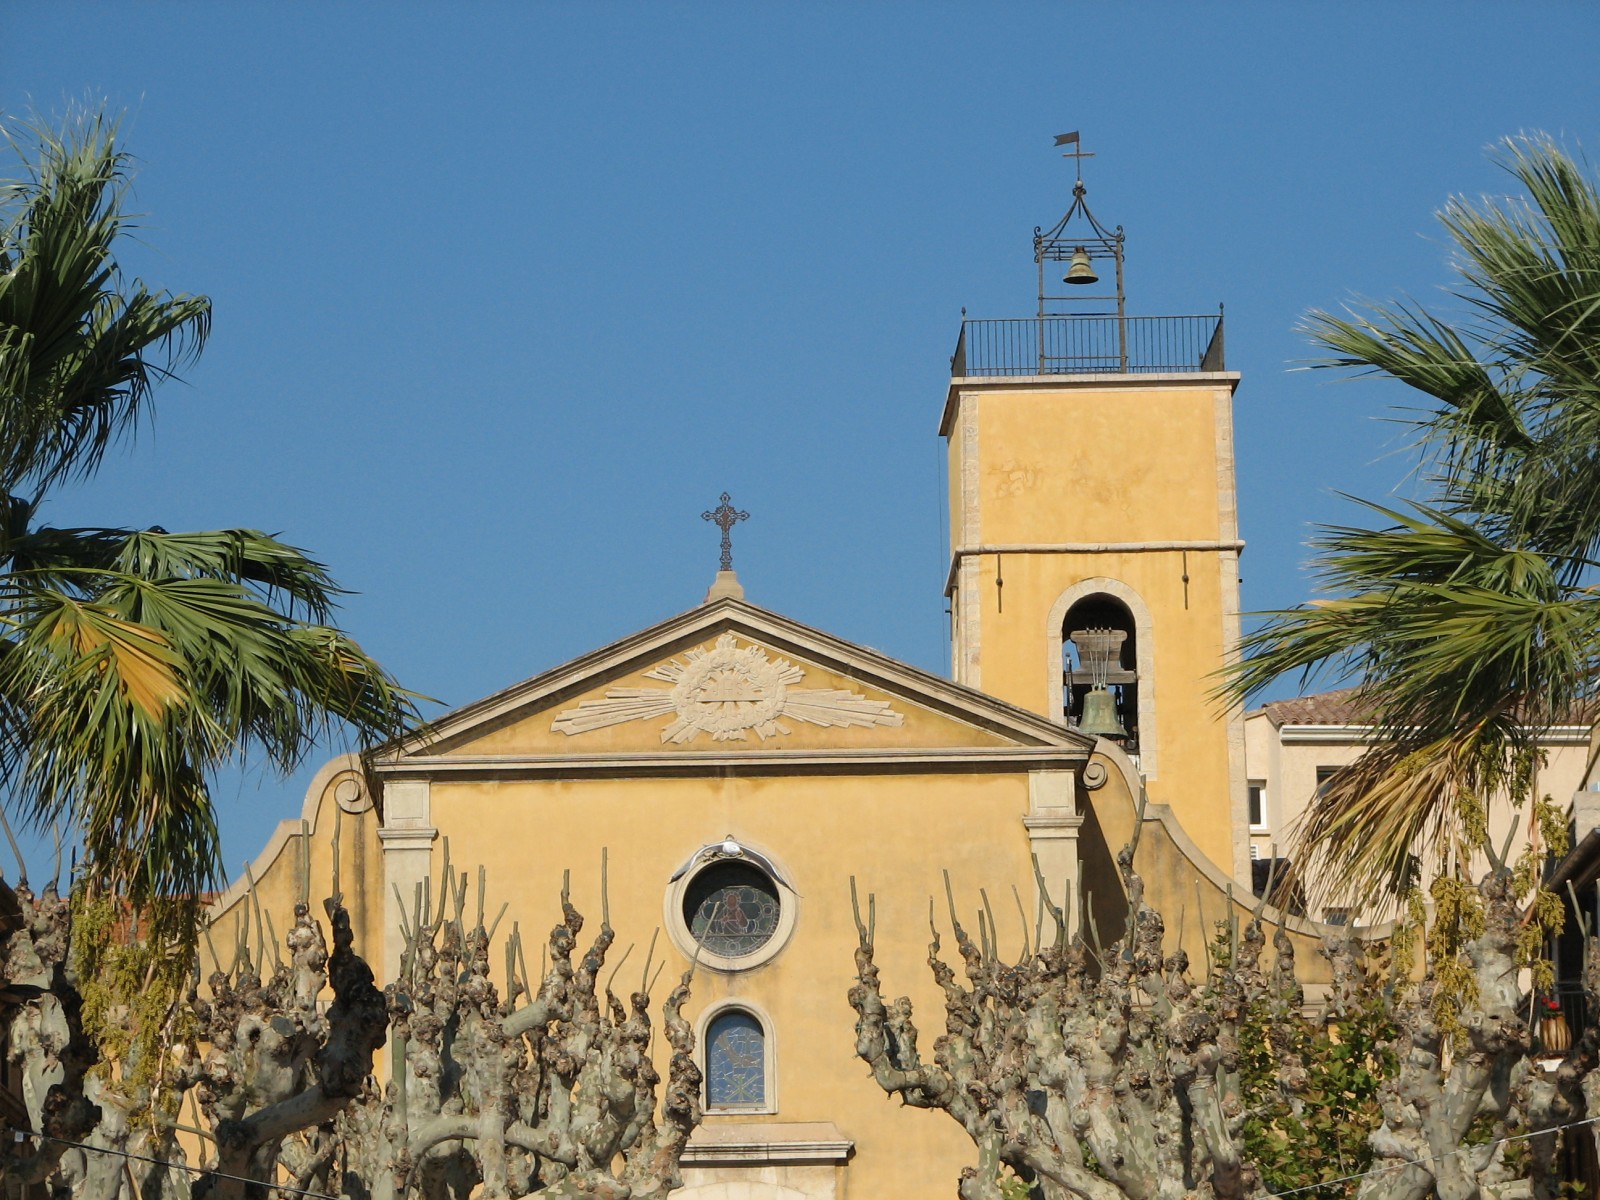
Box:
[1076,747,1388,986]
[1075,796,1131,950]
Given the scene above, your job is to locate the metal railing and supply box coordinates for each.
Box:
[951,313,1225,377]
[1555,980,1589,1039]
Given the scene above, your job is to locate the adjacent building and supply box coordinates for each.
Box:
[1244,687,1594,921]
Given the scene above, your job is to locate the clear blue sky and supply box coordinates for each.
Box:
[3,3,1598,875]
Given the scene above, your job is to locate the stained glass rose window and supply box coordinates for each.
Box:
[683,862,781,957]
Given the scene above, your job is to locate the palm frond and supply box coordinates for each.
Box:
[0,107,210,495]
[1231,136,1600,907]
[0,567,420,904]
[0,107,420,923]
[111,528,341,621]
[0,586,210,904]
[1305,305,1529,450]
[1292,728,1511,910]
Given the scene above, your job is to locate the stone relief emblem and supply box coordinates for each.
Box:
[551,633,904,744]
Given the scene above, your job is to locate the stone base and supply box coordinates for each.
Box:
[704,570,746,602]
[677,1122,853,1200]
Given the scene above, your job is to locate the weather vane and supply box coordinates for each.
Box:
[1054,130,1094,182]
[701,492,749,572]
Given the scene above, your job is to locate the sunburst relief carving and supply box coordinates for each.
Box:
[551,633,904,744]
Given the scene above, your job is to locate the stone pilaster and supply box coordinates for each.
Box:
[1023,767,1082,932]
[378,778,436,980]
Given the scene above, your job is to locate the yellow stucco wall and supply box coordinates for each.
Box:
[210,613,1108,1200]
[955,549,1236,869]
[196,354,1275,1200]
[210,685,1343,1200]
[944,377,1245,876]
[1079,751,1355,991]
[424,768,1036,1198]
[204,756,384,978]
[968,385,1229,545]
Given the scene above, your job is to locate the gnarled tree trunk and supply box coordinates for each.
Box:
[852,845,1600,1200]
[1,853,700,1200]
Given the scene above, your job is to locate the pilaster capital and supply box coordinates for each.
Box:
[1023,812,1083,840]
[378,826,438,852]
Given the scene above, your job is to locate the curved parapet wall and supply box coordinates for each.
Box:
[203,755,385,975]
[1079,739,1389,990]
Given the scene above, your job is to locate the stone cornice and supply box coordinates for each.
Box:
[1023,812,1084,830]
[683,1121,853,1166]
[376,745,1090,781]
[943,540,1248,597]
[377,826,438,847]
[940,371,1242,437]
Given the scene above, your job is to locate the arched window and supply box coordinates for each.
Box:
[1063,593,1139,752]
[706,1008,767,1109]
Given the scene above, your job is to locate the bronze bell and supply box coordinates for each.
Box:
[1064,247,1098,285]
[1076,686,1128,739]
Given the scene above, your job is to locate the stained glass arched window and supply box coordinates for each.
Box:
[706,1009,766,1108]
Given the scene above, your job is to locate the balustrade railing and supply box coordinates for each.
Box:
[951,313,1225,377]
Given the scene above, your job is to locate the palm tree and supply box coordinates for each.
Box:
[1229,136,1600,909]
[0,110,417,927]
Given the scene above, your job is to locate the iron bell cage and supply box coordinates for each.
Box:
[1033,174,1128,374]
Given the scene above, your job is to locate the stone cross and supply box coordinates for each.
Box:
[702,492,749,573]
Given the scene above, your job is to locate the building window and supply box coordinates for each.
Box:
[665,837,799,973]
[1322,907,1352,927]
[1316,766,1340,795]
[1251,857,1305,916]
[684,862,781,957]
[706,1009,767,1109]
[1248,780,1267,830]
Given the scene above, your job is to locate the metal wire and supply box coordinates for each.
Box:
[13,1104,1600,1200]
[1267,1111,1600,1197]
[11,1128,340,1200]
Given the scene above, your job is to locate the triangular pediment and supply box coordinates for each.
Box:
[378,599,1090,767]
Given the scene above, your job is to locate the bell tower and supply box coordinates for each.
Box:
[943,133,1249,880]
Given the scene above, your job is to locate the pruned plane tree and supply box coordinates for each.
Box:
[850,830,1600,1200]
[0,845,700,1200]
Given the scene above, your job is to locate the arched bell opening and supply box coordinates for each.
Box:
[1063,594,1139,753]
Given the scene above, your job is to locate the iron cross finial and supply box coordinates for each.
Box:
[701,491,749,573]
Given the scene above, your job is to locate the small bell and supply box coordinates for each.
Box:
[1063,246,1098,285]
[1076,686,1128,740]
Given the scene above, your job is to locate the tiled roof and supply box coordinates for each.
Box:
[1256,687,1599,728]
[1258,687,1377,728]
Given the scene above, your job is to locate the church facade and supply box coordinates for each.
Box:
[207,152,1340,1200]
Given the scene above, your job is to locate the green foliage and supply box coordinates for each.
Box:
[71,884,196,1115]
[1427,872,1487,1031]
[997,1166,1034,1200]
[0,107,421,920]
[1239,961,1400,1200]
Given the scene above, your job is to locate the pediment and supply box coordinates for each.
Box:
[379,599,1090,766]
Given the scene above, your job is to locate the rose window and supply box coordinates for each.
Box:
[683,862,781,958]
